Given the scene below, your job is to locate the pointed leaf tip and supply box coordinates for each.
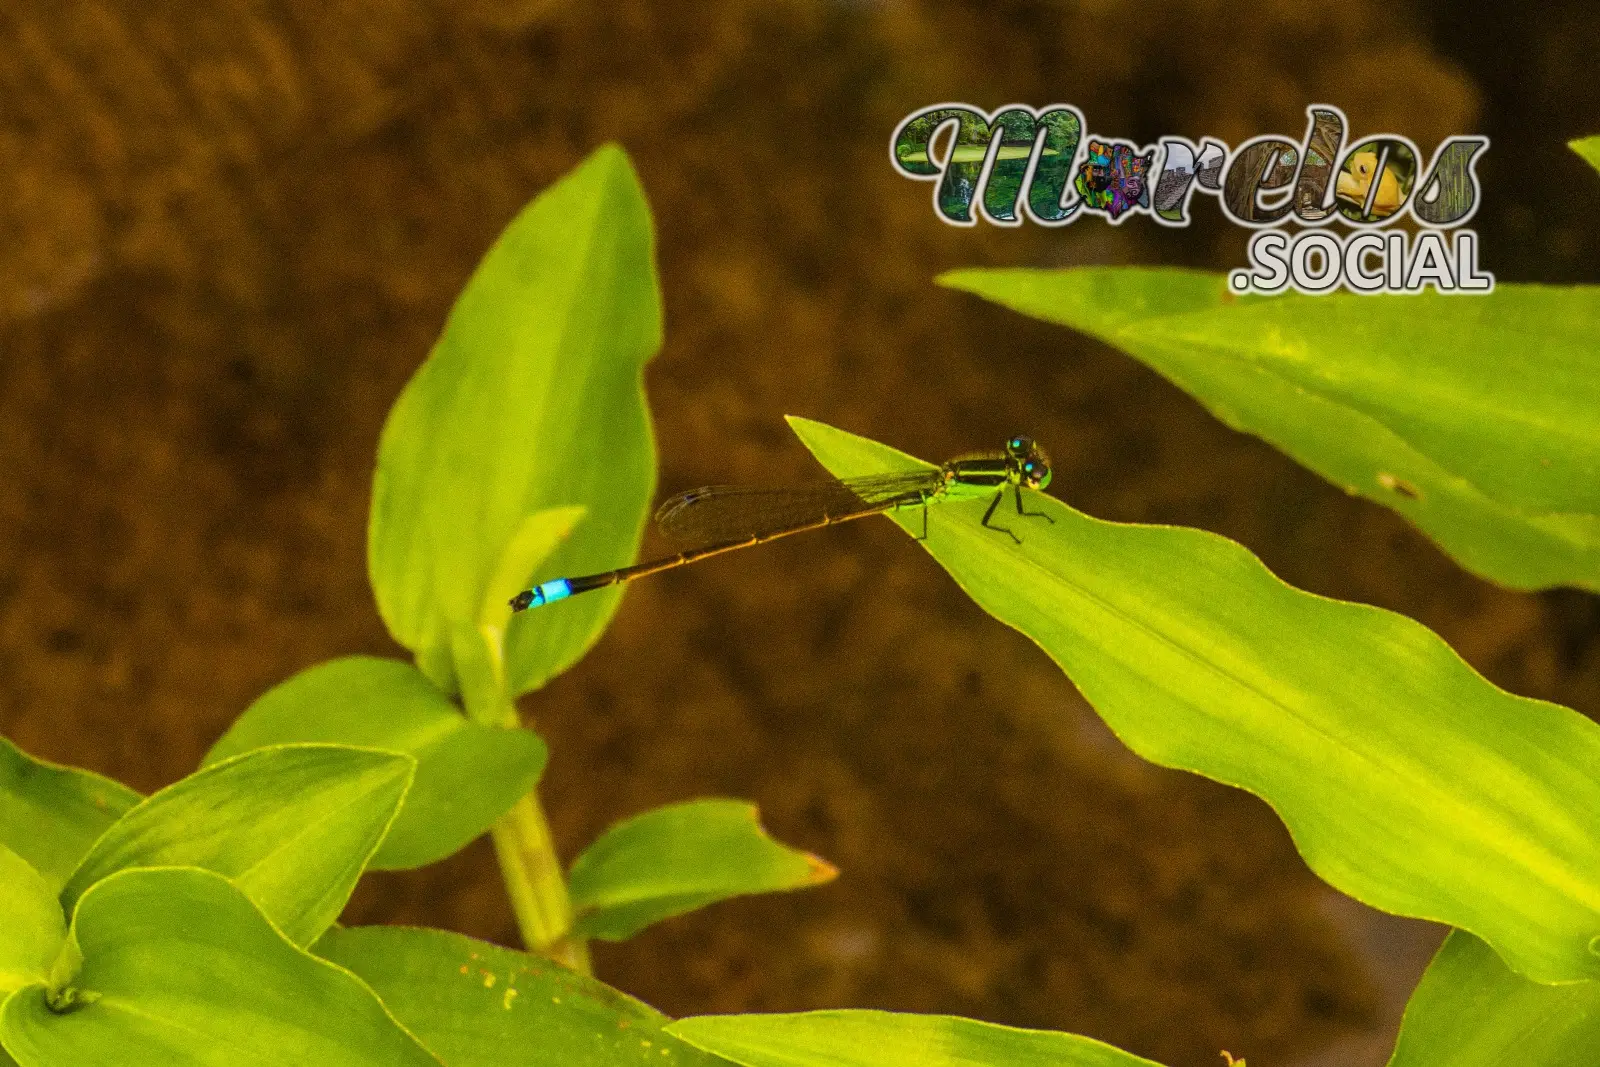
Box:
[1569,136,1600,177]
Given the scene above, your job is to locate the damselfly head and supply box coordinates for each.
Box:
[1006,435,1052,490]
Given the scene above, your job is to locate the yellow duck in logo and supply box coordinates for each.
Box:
[1336,148,1406,218]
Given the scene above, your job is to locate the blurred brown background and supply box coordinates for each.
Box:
[2,2,1598,1065]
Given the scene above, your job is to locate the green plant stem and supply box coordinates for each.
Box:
[491,792,591,974]
[473,624,589,972]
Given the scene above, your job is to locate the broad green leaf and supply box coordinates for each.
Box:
[316,925,731,1067]
[941,268,1600,591]
[369,143,661,699]
[791,417,1600,984]
[203,657,547,869]
[568,799,837,941]
[0,738,139,891]
[1572,136,1600,178]
[667,1010,1166,1067]
[1388,929,1600,1067]
[0,868,440,1067]
[0,847,63,997]
[62,745,414,946]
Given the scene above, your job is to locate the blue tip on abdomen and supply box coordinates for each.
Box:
[511,578,574,612]
[535,579,572,606]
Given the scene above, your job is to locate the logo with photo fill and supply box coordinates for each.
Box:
[890,104,1492,295]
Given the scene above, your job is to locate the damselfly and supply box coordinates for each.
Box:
[509,435,1054,611]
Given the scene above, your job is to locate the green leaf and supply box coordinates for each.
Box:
[0,738,139,892]
[316,925,732,1067]
[791,417,1600,984]
[666,1010,1166,1067]
[1388,929,1600,1067]
[940,268,1600,591]
[568,799,837,941]
[1571,136,1600,178]
[61,745,414,946]
[0,868,440,1067]
[0,847,63,997]
[203,657,547,870]
[368,143,662,698]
